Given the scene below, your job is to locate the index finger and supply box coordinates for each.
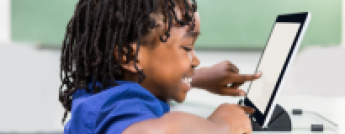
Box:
[230,73,262,83]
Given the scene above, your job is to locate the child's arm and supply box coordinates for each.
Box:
[123,103,253,134]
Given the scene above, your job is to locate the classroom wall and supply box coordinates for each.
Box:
[0,0,10,44]
[0,0,344,132]
[10,0,343,48]
[1,1,344,46]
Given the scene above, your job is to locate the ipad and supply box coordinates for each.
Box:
[244,12,311,128]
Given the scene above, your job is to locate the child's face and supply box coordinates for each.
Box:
[139,12,201,103]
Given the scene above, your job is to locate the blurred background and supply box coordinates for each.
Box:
[0,0,344,133]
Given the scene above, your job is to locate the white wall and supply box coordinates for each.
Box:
[0,0,10,44]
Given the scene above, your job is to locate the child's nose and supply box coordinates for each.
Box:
[190,51,200,68]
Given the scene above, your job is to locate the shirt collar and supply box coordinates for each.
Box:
[73,80,170,109]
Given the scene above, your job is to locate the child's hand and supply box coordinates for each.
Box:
[122,103,255,134]
[191,60,262,96]
[208,103,254,134]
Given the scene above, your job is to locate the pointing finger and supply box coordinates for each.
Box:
[230,73,262,83]
[221,88,246,96]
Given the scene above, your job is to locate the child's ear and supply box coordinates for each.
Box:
[121,61,143,73]
[115,44,143,73]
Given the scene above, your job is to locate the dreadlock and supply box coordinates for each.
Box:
[59,0,197,124]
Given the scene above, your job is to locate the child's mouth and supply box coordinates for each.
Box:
[182,77,192,91]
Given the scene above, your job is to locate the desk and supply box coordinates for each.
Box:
[170,91,344,134]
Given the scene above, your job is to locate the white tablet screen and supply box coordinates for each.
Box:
[247,22,301,113]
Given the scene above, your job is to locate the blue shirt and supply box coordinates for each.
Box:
[64,81,170,134]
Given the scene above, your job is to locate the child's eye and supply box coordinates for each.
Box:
[182,46,193,61]
[182,46,192,52]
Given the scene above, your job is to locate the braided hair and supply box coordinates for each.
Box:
[59,0,197,124]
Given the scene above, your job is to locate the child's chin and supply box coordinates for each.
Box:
[174,94,187,103]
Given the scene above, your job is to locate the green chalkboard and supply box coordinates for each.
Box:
[195,0,342,48]
[11,0,342,48]
[11,0,78,47]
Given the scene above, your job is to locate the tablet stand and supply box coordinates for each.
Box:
[251,104,292,131]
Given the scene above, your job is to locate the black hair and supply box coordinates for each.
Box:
[59,0,197,124]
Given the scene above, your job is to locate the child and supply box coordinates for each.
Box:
[59,0,261,134]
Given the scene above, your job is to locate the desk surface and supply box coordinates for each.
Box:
[170,91,344,134]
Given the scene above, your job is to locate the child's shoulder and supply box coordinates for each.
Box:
[65,81,170,134]
[71,81,158,110]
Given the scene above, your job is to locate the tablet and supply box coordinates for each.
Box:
[244,12,311,128]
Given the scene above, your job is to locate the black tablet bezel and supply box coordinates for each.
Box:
[244,12,310,127]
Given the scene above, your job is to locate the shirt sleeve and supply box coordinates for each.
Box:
[94,98,158,134]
